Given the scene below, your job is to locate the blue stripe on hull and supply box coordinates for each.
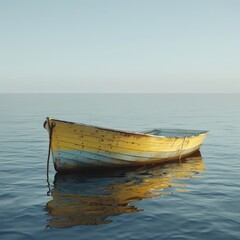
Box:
[52,146,201,171]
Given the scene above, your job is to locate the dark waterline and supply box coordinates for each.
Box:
[0,94,239,240]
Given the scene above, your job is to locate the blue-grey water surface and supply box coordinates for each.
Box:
[0,94,239,240]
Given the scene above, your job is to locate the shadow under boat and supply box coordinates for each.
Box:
[45,151,205,228]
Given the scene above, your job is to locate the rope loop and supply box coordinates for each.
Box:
[179,131,186,163]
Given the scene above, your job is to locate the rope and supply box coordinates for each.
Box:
[179,132,186,163]
[46,120,55,195]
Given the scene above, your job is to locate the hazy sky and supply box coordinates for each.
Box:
[0,0,239,93]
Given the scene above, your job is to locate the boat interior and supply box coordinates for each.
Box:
[142,129,206,137]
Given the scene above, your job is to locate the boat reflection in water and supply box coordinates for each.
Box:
[46,151,205,228]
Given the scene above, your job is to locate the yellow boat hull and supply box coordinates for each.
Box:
[44,118,208,172]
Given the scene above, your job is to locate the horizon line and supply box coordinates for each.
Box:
[0,92,239,94]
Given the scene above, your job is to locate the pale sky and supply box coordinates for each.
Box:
[0,0,239,93]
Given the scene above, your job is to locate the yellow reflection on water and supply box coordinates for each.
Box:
[46,152,205,228]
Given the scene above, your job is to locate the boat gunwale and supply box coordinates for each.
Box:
[47,117,208,139]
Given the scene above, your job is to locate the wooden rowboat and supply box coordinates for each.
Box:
[44,118,208,172]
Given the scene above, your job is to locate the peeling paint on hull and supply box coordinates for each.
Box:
[44,118,208,172]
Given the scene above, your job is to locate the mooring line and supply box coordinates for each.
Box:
[46,119,55,195]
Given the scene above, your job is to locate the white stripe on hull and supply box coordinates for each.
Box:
[52,145,201,172]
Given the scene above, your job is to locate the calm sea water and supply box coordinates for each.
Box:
[0,94,239,240]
